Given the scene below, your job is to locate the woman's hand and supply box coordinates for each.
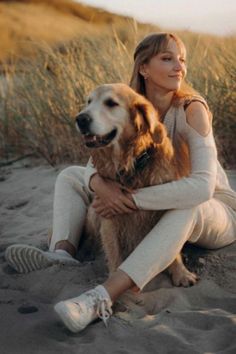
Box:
[90,173,137,218]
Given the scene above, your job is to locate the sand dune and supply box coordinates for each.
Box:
[0,159,236,354]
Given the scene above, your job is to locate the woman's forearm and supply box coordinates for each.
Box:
[89,173,103,193]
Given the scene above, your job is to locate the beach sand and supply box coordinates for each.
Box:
[0,159,236,354]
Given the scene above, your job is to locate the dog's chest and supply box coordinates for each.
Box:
[91,150,118,180]
[103,209,165,254]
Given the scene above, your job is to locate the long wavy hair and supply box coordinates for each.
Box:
[129,32,198,105]
[130,33,199,176]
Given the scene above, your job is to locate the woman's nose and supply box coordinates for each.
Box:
[174,60,183,71]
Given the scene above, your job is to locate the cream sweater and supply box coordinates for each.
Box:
[84,97,236,212]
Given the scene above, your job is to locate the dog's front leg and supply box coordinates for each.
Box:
[168,253,199,287]
[100,220,123,273]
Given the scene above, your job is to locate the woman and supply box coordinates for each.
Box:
[5,33,236,333]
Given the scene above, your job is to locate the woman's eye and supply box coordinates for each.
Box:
[180,58,186,63]
[104,98,119,108]
[162,57,172,61]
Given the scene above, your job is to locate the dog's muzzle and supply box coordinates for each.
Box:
[75,113,117,148]
[76,113,92,135]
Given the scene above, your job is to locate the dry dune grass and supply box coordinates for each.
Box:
[0,0,140,63]
[180,32,236,166]
[6,0,131,23]
[0,0,235,168]
[0,1,100,62]
[0,33,135,165]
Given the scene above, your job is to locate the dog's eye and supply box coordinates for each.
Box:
[104,98,119,108]
[87,98,92,104]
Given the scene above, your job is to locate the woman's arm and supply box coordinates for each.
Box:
[132,102,218,210]
[84,156,98,193]
[84,157,137,218]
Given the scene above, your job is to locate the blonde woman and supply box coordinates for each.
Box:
[5,33,236,333]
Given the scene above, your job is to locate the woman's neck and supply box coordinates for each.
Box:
[145,85,174,120]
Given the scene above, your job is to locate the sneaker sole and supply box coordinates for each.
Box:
[54,302,83,333]
[5,244,53,273]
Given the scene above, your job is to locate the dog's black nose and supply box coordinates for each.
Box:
[76,113,92,134]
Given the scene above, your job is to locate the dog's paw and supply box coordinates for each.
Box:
[171,268,199,287]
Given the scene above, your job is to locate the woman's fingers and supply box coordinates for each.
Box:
[121,186,137,194]
[94,203,123,215]
[119,194,137,210]
[113,199,136,213]
[92,199,117,215]
[101,211,114,218]
[91,192,137,216]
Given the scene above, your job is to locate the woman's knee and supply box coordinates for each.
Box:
[55,166,91,205]
[161,206,201,243]
[56,166,86,187]
[191,199,236,249]
[164,205,200,221]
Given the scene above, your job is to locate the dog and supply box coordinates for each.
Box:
[76,83,198,287]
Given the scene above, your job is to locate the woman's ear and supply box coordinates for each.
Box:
[139,64,148,79]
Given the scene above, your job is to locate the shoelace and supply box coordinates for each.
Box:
[96,298,113,327]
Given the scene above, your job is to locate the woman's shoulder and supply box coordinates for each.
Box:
[177,94,210,112]
[173,94,213,138]
[185,101,212,137]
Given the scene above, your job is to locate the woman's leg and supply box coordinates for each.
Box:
[118,198,236,292]
[102,198,236,302]
[54,205,200,331]
[5,166,92,272]
[189,198,236,249]
[49,166,92,253]
[54,199,236,332]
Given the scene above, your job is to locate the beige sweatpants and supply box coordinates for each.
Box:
[50,166,236,290]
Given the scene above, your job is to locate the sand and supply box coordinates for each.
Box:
[0,158,236,354]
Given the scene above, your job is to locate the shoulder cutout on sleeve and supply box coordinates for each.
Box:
[185,101,211,137]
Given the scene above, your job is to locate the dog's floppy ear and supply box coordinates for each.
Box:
[132,99,166,144]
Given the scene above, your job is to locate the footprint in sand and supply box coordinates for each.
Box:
[18,305,39,314]
[6,200,29,210]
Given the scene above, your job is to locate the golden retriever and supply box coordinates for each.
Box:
[76,83,198,287]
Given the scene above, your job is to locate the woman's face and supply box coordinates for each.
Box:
[141,38,187,93]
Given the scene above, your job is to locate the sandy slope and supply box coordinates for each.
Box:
[0,159,236,354]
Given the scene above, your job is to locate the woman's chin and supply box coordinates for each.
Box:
[169,84,181,91]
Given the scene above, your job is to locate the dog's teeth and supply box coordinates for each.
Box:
[93,136,97,141]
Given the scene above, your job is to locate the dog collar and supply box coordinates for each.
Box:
[116,147,154,185]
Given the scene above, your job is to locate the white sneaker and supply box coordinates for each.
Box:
[5,244,79,273]
[54,285,113,333]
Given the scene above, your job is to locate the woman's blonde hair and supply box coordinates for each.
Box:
[129,32,197,104]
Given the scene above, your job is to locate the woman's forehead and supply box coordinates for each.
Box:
[162,38,186,56]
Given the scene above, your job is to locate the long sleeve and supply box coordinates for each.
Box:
[84,156,97,193]
[132,122,218,210]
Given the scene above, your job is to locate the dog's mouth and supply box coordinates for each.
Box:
[83,128,117,148]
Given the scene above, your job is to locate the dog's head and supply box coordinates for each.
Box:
[75,83,166,148]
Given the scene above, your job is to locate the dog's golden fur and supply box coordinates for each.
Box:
[77,83,198,287]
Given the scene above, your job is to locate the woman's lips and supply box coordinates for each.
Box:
[169,75,182,79]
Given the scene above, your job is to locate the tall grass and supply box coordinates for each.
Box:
[0,31,134,166]
[181,33,236,167]
[0,28,236,168]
